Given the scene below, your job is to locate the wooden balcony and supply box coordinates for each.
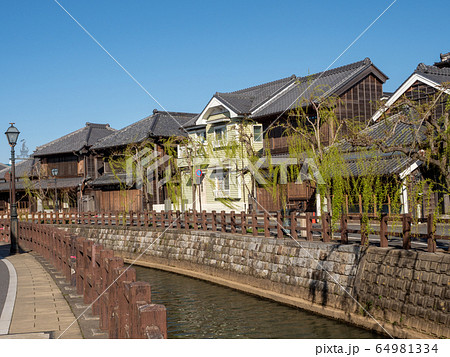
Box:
[264,136,290,155]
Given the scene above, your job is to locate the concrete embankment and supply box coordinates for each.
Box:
[62,225,449,339]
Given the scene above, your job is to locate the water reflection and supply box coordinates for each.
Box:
[134,265,383,339]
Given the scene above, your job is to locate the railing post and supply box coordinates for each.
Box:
[168,210,173,228]
[160,211,165,228]
[230,211,236,234]
[276,211,283,239]
[379,213,388,248]
[240,211,246,235]
[427,213,436,253]
[306,212,313,241]
[184,211,189,230]
[193,210,198,230]
[322,212,330,242]
[402,213,411,250]
[151,210,156,228]
[176,210,181,229]
[264,212,270,238]
[360,214,368,246]
[290,211,297,240]
[340,214,348,244]
[211,210,217,231]
[202,210,207,231]
[251,211,257,237]
[221,211,226,232]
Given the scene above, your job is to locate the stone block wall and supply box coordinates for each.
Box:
[63,225,449,338]
[66,226,362,311]
[355,248,449,338]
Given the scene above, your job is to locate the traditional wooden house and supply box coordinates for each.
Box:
[89,110,197,212]
[23,122,116,212]
[369,53,450,216]
[0,158,38,212]
[179,58,388,213]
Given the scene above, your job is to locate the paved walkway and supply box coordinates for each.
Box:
[0,243,82,339]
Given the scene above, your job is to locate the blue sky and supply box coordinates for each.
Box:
[1,0,448,164]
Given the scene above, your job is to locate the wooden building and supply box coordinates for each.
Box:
[3,123,117,212]
[370,53,450,216]
[182,58,388,213]
[89,109,197,212]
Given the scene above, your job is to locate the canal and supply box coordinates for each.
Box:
[134,265,384,339]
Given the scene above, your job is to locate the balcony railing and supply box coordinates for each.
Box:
[264,136,290,154]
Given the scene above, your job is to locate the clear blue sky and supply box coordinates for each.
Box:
[1,0,448,164]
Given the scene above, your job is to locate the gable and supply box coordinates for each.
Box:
[195,97,240,126]
[372,71,450,122]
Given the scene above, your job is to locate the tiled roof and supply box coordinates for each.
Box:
[92,110,197,150]
[33,123,116,157]
[414,63,450,85]
[211,58,387,119]
[0,176,83,192]
[0,163,7,170]
[335,114,425,177]
[216,75,296,114]
[0,158,37,180]
[338,114,426,152]
[341,150,418,178]
[89,173,126,186]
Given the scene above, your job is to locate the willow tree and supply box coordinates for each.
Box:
[348,82,450,216]
[106,137,179,212]
[268,82,404,225]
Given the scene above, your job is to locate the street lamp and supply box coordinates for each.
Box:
[5,123,20,255]
[52,168,58,212]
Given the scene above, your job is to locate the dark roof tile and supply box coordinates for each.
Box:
[414,63,450,85]
[33,123,116,157]
[92,111,197,150]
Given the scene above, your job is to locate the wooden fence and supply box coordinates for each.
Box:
[2,221,167,338]
[1,210,448,253]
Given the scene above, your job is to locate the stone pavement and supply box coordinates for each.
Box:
[0,247,82,339]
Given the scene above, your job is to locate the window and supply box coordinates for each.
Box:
[253,125,262,142]
[214,169,230,198]
[217,170,230,191]
[197,130,206,142]
[214,126,227,146]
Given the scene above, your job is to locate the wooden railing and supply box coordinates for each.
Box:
[6,222,167,338]
[1,210,448,253]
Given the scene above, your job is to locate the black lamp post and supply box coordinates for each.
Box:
[5,123,20,255]
[51,168,59,212]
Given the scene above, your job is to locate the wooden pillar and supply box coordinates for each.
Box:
[176,210,181,229]
[230,211,236,234]
[427,213,436,253]
[193,210,198,230]
[290,211,297,240]
[360,214,368,246]
[252,211,257,237]
[402,213,411,250]
[211,210,217,231]
[240,211,246,235]
[322,212,330,242]
[340,214,348,244]
[276,211,283,239]
[221,211,226,232]
[306,212,313,241]
[202,210,207,231]
[264,212,270,238]
[379,213,388,248]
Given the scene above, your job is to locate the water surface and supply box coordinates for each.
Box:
[134,265,384,339]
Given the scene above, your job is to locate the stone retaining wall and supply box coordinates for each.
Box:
[62,225,449,339]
